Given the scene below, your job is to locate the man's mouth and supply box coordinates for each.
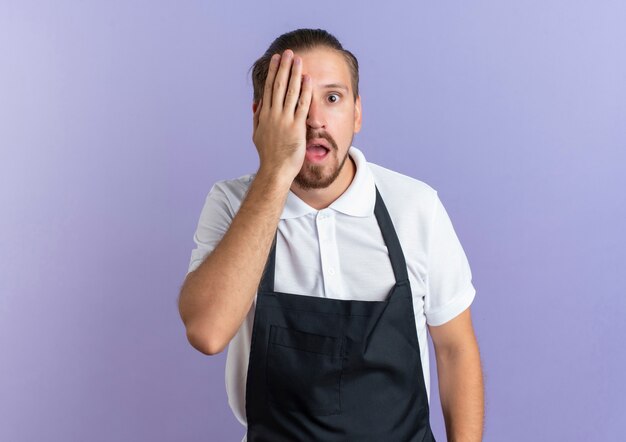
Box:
[306,138,331,153]
[305,138,331,162]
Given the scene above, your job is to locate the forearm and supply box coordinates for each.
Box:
[435,340,484,442]
[179,167,292,355]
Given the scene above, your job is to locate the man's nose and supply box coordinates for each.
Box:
[306,99,325,129]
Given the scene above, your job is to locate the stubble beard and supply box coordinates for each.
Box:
[293,132,353,190]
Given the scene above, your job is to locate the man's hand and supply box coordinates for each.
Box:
[252,49,313,182]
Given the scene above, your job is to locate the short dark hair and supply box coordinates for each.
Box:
[249,28,359,104]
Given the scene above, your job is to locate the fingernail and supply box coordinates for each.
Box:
[271,54,279,63]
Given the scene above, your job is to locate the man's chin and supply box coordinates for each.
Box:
[294,150,351,190]
[293,173,335,190]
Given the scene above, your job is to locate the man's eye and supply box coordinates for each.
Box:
[328,94,340,103]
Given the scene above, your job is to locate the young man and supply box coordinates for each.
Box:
[179,28,484,442]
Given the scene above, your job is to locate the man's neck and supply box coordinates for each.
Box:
[290,155,357,211]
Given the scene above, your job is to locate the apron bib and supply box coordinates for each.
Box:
[245,185,436,441]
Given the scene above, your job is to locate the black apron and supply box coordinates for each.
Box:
[245,186,436,442]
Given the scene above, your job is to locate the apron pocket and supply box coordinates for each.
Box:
[266,325,342,416]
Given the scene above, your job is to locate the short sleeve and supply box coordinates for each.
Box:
[424,191,476,326]
[186,182,234,276]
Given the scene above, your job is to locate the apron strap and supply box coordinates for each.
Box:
[259,229,278,293]
[373,186,409,283]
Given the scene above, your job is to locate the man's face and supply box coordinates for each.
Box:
[292,47,362,190]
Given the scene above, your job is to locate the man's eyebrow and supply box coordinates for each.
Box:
[321,83,349,92]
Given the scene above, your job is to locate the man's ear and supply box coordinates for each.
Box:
[354,95,362,133]
[252,101,259,114]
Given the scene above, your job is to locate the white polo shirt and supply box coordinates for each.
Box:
[187,145,476,436]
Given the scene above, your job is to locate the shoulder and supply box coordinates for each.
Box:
[367,161,438,211]
[206,172,256,213]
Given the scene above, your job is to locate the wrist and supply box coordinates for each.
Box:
[256,165,294,191]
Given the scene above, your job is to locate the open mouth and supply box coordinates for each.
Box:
[305,143,330,162]
[306,144,330,154]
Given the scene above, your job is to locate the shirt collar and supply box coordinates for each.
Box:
[281,145,376,219]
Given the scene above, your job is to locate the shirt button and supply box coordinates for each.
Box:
[329,268,335,275]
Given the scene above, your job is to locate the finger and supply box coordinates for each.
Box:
[294,74,312,122]
[263,54,280,109]
[253,98,262,130]
[272,49,294,113]
[284,54,303,116]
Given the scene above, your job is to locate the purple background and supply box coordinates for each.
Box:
[2,1,625,441]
